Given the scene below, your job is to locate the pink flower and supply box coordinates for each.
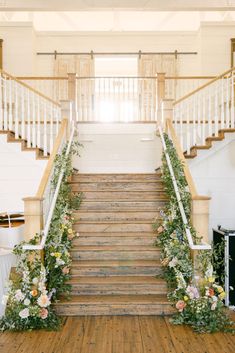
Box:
[176,300,186,312]
[157,226,164,234]
[37,294,51,308]
[40,308,48,319]
[62,266,70,275]
[186,285,200,300]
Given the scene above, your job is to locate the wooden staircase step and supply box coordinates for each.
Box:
[71,260,162,276]
[68,276,167,295]
[78,200,165,211]
[71,246,160,260]
[70,181,163,192]
[80,191,167,201]
[53,295,174,316]
[74,222,154,233]
[74,211,159,222]
[72,173,162,182]
[73,234,156,246]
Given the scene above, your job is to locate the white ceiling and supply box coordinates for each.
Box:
[1,11,235,31]
[1,0,235,11]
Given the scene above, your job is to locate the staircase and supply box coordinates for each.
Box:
[54,173,174,316]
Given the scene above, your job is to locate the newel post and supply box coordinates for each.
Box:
[191,196,210,244]
[161,99,174,132]
[23,197,44,241]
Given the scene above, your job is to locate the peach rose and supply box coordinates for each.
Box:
[62,266,70,275]
[176,300,186,312]
[157,225,164,234]
[40,308,48,319]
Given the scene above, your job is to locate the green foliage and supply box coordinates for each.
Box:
[0,141,82,332]
[154,133,234,333]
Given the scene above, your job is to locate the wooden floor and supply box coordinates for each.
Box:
[1,316,235,353]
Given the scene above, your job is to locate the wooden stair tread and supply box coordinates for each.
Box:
[71,246,158,251]
[75,220,155,224]
[72,260,160,267]
[77,232,156,237]
[68,276,165,284]
[55,295,170,305]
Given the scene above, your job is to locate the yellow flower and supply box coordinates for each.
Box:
[217,286,224,293]
[208,277,215,283]
[219,291,226,300]
[54,252,61,258]
[68,229,73,234]
[184,296,189,302]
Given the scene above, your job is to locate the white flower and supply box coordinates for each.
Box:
[14,289,25,302]
[168,257,178,268]
[212,296,218,303]
[56,258,65,266]
[37,294,51,308]
[19,308,30,319]
[23,298,30,306]
[32,277,39,285]
[38,281,46,292]
[211,302,217,311]
[205,264,213,278]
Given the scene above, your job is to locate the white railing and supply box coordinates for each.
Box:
[17,77,68,103]
[0,71,61,156]
[157,123,211,251]
[23,121,76,251]
[173,68,235,154]
[165,76,214,101]
[76,77,158,122]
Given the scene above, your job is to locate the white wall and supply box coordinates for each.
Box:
[0,135,47,212]
[189,134,235,241]
[73,123,161,173]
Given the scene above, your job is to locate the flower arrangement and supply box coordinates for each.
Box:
[154,133,234,333]
[0,141,82,331]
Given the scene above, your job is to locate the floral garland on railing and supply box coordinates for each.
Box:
[154,133,234,333]
[0,141,82,331]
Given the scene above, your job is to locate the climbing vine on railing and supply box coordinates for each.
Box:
[0,142,82,331]
[154,133,234,333]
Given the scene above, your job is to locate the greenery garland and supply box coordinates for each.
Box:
[154,133,234,333]
[0,141,82,331]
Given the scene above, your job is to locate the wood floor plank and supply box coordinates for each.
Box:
[0,316,235,353]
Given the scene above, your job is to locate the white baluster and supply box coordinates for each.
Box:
[226,75,230,128]
[49,103,53,153]
[37,95,41,148]
[8,79,13,131]
[221,77,225,130]
[231,70,234,128]
[21,86,25,139]
[3,76,8,130]
[202,89,206,142]
[208,86,212,137]
[192,94,196,146]
[32,93,36,148]
[0,74,3,130]
[27,90,31,147]
[214,81,219,136]
[43,101,48,156]
[186,99,190,155]
[14,81,19,139]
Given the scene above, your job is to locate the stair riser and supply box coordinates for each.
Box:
[80,191,166,200]
[78,201,165,211]
[75,212,158,222]
[74,223,154,233]
[71,266,162,276]
[74,236,156,246]
[72,174,162,182]
[71,182,163,192]
[71,250,160,261]
[69,284,167,295]
[54,304,174,316]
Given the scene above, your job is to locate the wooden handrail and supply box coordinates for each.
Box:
[16,75,216,80]
[166,119,198,199]
[0,69,61,107]
[36,119,68,198]
[174,66,235,105]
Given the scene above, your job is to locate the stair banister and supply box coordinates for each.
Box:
[23,119,76,250]
[160,99,211,245]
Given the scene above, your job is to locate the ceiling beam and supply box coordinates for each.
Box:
[1,0,235,12]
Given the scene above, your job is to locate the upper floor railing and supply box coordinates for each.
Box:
[173,67,235,154]
[17,73,215,123]
[0,70,61,156]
